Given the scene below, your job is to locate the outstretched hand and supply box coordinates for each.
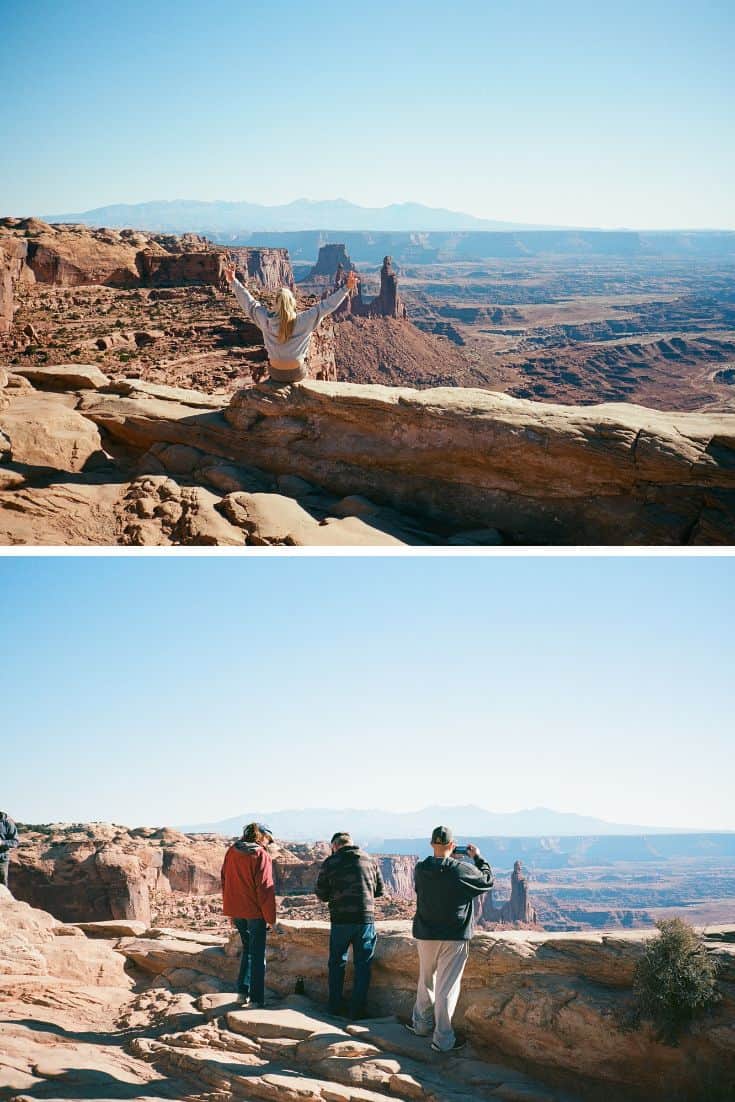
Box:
[224,263,236,284]
[466,843,479,858]
[346,270,359,294]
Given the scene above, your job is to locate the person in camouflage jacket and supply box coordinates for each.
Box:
[0,811,19,888]
[316,832,385,1018]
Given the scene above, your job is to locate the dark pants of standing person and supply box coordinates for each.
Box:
[233,917,267,1003]
[0,859,8,888]
[328,922,377,1018]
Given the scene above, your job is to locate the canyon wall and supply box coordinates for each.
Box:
[9,826,424,924]
[10,826,225,925]
[0,237,30,333]
[0,219,294,292]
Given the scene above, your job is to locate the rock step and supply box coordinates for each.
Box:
[134,1001,579,1102]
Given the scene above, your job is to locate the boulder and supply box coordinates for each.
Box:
[13,362,110,391]
[218,491,405,546]
[0,393,105,471]
[0,885,130,988]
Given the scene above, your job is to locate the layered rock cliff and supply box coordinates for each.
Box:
[0,237,31,334]
[10,825,225,925]
[0,218,294,291]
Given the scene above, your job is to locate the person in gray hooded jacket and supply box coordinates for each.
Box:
[225,263,358,383]
[0,811,19,888]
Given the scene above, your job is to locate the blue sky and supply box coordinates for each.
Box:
[2,555,733,830]
[1,0,733,228]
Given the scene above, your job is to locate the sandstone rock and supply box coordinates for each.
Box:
[262,921,735,1097]
[72,918,148,938]
[227,1006,341,1041]
[13,362,110,391]
[76,380,735,543]
[306,244,357,282]
[105,378,226,407]
[229,246,295,290]
[0,236,28,333]
[201,461,276,494]
[482,861,537,925]
[5,371,34,389]
[153,442,206,475]
[218,490,405,546]
[0,886,130,988]
[0,393,105,471]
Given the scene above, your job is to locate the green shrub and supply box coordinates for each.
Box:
[633,918,720,1044]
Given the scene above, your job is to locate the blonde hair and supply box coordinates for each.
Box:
[275,287,298,343]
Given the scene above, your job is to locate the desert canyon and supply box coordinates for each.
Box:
[1,218,734,546]
[2,821,734,1102]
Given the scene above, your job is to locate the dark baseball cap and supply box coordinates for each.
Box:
[257,823,274,839]
[431,825,454,845]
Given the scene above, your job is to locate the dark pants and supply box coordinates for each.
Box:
[0,859,8,888]
[328,922,377,1017]
[233,917,267,1003]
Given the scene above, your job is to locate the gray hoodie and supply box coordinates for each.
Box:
[231,279,348,378]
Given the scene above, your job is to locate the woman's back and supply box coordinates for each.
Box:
[227,267,355,382]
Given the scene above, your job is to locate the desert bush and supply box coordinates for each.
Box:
[632,918,720,1044]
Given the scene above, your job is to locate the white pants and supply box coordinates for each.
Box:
[412,939,469,1051]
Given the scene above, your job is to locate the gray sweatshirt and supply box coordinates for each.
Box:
[231,279,348,373]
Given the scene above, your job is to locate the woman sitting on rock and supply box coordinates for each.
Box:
[224,263,357,385]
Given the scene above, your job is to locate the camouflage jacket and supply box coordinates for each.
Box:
[0,812,19,858]
[315,845,384,924]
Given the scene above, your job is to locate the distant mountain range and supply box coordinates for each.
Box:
[180,804,698,846]
[42,198,566,234]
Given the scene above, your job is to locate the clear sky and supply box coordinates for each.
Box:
[2,555,732,830]
[1,0,733,228]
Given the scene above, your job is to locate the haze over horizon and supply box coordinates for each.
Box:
[3,557,733,831]
[1,0,733,229]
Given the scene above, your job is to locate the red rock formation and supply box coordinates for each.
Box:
[369,255,408,320]
[480,860,538,925]
[306,244,356,283]
[0,237,30,333]
[227,247,294,290]
[377,855,417,898]
[135,251,223,287]
[0,219,294,294]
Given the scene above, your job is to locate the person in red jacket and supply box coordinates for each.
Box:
[221,822,276,1006]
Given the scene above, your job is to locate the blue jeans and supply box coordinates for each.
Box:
[328,922,377,1017]
[233,918,267,1003]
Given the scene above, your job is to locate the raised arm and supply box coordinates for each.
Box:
[457,844,493,898]
[224,263,270,331]
[301,269,358,330]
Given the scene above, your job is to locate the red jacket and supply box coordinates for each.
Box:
[221,841,277,925]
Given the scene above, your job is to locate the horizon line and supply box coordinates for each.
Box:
[17,197,735,235]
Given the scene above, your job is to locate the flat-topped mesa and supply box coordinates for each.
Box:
[0,218,294,291]
[305,242,355,282]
